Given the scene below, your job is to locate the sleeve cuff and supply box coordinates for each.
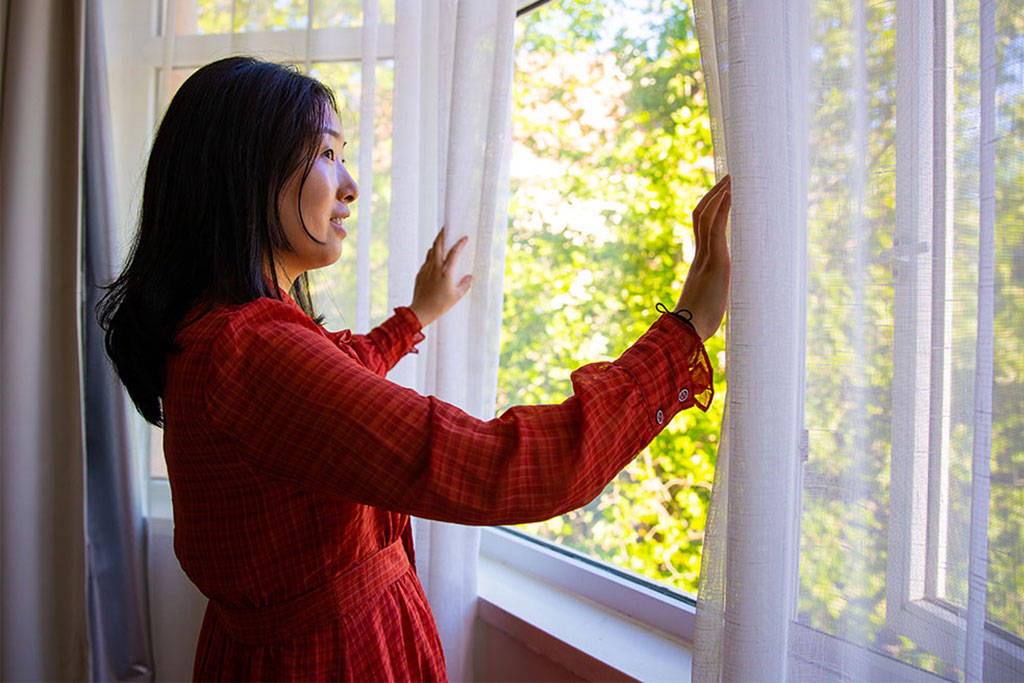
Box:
[613,313,715,435]
[664,315,714,411]
[387,307,426,356]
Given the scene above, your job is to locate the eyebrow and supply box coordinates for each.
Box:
[324,128,343,141]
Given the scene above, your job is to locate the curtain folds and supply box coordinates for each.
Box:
[692,0,1022,680]
[390,1,517,680]
[0,1,89,680]
[83,0,155,679]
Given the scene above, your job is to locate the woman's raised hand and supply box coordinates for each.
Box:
[674,175,731,341]
[409,227,473,327]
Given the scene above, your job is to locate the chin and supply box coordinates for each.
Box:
[319,245,343,268]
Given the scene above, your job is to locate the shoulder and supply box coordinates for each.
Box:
[221,296,320,341]
[172,297,334,377]
[179,296,321,345]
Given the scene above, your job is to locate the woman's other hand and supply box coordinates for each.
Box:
[674,175,731,341]
[409,227,473,327]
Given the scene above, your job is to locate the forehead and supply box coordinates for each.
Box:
[322,108,343,140]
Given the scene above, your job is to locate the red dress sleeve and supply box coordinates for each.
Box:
[325,307,425,376]
[201,297,713,526]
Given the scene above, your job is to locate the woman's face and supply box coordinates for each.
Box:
[275,107,358,287]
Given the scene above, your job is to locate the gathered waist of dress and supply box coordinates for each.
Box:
[209,540,411,644]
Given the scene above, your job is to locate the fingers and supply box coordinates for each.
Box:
[443,235,469,269]
[698,191,728,262]
[692,175,729,257]
[710,190,731,263]
[692,174,730,222]
[695,175,731,258]
[700,180,729,232]
[431,228,446,265]
[456,274,473,297]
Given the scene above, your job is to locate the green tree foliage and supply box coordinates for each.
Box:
[982,0,1023,641]
[499,0,723,594]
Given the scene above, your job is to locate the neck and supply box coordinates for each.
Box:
[269,259,296,295]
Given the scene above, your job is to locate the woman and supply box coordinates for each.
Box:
[101,57,731,681]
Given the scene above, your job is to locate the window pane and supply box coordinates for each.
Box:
[312,0,362,29]
[234,0,309,32]
[176,0,313,34]
[942,0,982,617]
[174,0,395,34]
[986,0,1023,642]
[307,60,395,331]
[797,0,1024,669]
[500,0,721,596]
[174,0,231,34]
[312,0,396,29]
[800,0,897,646]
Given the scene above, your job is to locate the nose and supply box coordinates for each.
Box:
[338,163,358,204]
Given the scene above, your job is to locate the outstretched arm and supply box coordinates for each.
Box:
[202,180,731,525]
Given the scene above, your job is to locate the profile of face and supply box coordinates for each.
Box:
[276,107,358,286]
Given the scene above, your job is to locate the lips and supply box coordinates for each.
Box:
[330,216,347,236]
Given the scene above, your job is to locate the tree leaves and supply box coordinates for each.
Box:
[502,0,722,595]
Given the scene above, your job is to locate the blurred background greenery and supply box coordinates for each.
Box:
[499,0,722,595]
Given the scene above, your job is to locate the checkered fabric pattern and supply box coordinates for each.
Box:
[162,293,712,681]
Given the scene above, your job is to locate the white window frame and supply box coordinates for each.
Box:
[884,0,1023,678]
[482,526,696,644]
[478,527,695,681]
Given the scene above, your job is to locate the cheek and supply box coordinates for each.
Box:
[301,164,335,214]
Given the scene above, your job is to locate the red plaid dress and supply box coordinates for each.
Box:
[162,293,713,682]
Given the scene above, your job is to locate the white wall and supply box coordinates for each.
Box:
[146,518,206,683]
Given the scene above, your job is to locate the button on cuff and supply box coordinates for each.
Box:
[678,388,689,403]
[655,409,664,425]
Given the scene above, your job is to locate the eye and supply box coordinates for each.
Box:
[323,148,335,161]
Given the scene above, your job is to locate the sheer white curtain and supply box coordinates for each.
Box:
[388,1,516,681]
[692,0,1023,680]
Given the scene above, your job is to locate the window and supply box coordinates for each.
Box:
[498,0,723,599]
[797,0,1023,675]
[884,0,1024,671]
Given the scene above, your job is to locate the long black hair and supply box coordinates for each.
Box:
[99,57,338,426]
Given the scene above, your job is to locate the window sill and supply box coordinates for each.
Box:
[477,528,694,682]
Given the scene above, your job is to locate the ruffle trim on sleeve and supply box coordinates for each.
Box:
[327,329,353,345]
[392,307,426,355]
[689,340,714,412]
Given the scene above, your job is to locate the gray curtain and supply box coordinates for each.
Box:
[1,0,89,679]
[83,0,154,680]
